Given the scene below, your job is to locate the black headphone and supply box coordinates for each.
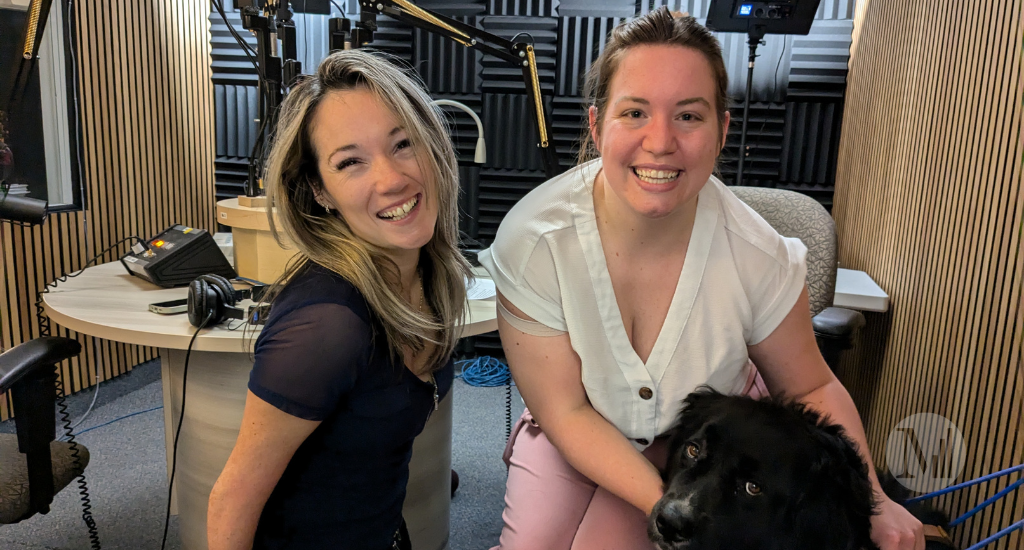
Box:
[187,274,246,327]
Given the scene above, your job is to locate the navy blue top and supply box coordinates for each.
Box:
[248,262,453,550]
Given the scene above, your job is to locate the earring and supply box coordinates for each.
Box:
[315,196,332,213]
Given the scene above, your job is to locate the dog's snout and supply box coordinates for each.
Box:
[655,499,697,543]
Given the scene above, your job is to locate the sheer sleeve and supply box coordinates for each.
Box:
[249,303,372,421]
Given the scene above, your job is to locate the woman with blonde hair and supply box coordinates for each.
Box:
[207,49,471,550]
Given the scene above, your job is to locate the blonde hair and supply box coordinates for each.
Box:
[261,49,470,370]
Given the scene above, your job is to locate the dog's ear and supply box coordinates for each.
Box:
[790,420,878,550]
[673,387,726,440]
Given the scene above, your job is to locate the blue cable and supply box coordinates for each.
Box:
[949,476,1024,527]
[904,463,1024,504]
[456,356,511,387]
[74,406,164,436]
[896,463,1024,549]
[962,519,1024,550]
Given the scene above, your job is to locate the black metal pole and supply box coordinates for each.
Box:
[457,162,480,240]
[736,27,764,187]
[241,8,285,197]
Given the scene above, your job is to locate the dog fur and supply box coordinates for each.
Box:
[648,389,877,550]
[648,389,959,550]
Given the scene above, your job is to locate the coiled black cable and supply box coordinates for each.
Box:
[505,381,512,442]
[34,235,145,550]
[53,360,101,549]
[453,356,514,440]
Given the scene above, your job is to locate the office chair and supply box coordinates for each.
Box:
[731,187,865,370]
[0,336,89,524]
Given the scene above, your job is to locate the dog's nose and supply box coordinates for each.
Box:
[655,500,697,542]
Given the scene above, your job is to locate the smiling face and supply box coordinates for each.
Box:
[591,45,729,219]
[309,88,438,261]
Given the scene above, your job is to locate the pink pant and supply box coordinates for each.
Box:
[490,366,769,550]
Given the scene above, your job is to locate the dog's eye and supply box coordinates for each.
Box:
[744,482,762,496]
[684,443,700,459]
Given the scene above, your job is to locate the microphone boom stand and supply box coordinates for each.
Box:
[238,1,301,199]
[338,0,561,179]
[736,25,765,187]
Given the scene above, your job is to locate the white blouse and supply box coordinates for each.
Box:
[478,159,808,449]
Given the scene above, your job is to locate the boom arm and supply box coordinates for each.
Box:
[348,0,561,178]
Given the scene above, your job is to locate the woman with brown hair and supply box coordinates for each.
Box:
[479,8,923,549]
[206,49,471,550]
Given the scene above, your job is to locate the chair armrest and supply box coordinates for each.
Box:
[812,307,866,341]
[0,337,82,394]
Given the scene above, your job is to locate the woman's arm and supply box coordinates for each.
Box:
[497,292,665,515]
[748,285,924,550]
[207,390,320,550]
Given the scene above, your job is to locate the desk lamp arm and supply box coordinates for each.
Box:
[431,99,486,164]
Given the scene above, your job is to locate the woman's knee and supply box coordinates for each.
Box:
[496,424,598,550]
[570,486,655,550]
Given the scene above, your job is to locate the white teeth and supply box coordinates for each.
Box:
[633,168,680,183]
[379,196,419,220]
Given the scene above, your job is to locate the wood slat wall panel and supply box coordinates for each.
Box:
[1,0,216,420]
[833,1,1022,548]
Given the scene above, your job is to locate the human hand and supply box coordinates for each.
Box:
[871,495,924,550]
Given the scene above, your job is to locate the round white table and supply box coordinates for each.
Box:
[41,261,497,550]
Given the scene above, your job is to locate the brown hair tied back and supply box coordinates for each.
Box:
[578,7,729,164]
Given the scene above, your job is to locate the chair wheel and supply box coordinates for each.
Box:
[451,469,460,498]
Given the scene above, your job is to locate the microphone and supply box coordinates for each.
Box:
[0,193,48,225]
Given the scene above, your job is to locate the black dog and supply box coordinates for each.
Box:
[648,389,877,550]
